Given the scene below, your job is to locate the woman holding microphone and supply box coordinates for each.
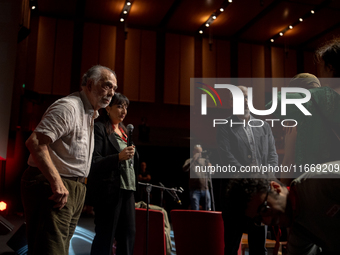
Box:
[88,93,138,255]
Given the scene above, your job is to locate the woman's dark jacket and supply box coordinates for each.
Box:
[86,121,139,206]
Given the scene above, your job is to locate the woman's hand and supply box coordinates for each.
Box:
[119,146,135,161]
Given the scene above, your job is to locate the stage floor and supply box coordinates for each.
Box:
[0,214,95,255]
[0,214,177,255]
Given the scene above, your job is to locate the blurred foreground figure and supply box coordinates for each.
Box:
[227,169,340,255]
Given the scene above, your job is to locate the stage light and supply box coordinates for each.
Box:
[120,0,132,23]
[269,1,330,44]
[198,1,233,35]
[0,202,6,211]
[31,6,35,9]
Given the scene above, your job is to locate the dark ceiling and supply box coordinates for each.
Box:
[36,0,340,50]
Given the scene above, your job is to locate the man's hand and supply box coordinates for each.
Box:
[49,178,69,210]
[26,132,70,210]
[193,152,201,162]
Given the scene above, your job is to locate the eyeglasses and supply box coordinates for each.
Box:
[253,185,271,226]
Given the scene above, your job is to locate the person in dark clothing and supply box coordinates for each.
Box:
[87,93,138,255]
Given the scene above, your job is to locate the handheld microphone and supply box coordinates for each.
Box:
[127,124,134,167]
[127,124,134,146]
[172,189,182,205]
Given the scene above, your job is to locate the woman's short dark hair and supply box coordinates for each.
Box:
[109,92,129,108]
[98,92,129,135]
[316,38,340,77]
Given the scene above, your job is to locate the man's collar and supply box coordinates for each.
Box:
[80,90,99,119]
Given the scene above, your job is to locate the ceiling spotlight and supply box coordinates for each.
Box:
[205,23,210,27]
[199,30,203,34]
[299,18,303,22]
[32,6,36,9]
[289,25,293,29]
[228,0,232,2]
[220,8,224,12]
[311,10,314,14]
[270,39,274,42]
[212,16,216,19]
[120,1,132,22]
[279,32,283,36]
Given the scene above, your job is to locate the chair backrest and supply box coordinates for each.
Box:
[134,208,166,255]
[171,210,241,255]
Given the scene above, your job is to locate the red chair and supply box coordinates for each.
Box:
[133,208,166,255]
[171,210,241,255]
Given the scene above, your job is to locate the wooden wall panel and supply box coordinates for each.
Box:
[251,45,265,78]
[216,40,231,77]
[215,39,231,109]
[52,19,74,95]
[316,61,323,78]
[272,47,298,87]
[271,47,284,77]
[251,44,265,110]
[124,28,141,101]
[271,47,285,89]
[34,17,56,94]
[164,33,180,104]
[284,49,297,82]
[238,43,252,80]
[99,25,116,72]
[202,38,217,77]
[179,35,194,105]
[140,30,156,102]
[81,23,100,79]
[304,51,318,76]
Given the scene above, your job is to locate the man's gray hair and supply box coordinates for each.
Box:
[193,144,202,149]
[81,65,116,87]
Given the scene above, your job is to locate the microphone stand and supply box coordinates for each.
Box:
[138,182,183,255]
[160,187,164,208]
[208,170,215,211]
[205,156,215,211]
